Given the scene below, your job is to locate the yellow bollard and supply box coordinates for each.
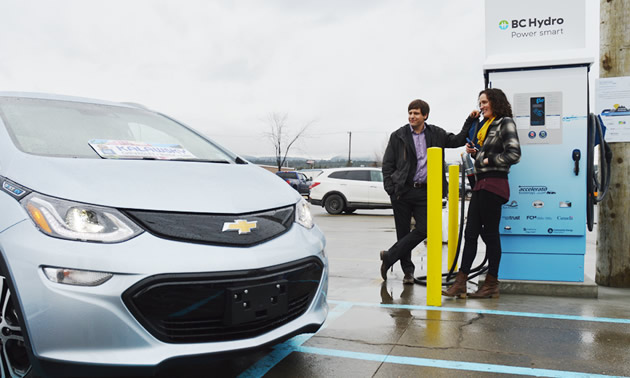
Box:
[447,165,460,272]
[427,147,442,307]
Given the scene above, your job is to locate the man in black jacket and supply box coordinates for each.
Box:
[380,99,471,284]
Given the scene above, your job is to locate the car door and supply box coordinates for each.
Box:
[342,170,371,204]
[368,169,391,205]
[298,172,311,193]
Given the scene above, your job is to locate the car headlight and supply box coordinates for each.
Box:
[295,197,314,229]
[21,193,143,243]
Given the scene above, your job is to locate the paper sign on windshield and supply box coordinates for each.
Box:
[88,140,197,160]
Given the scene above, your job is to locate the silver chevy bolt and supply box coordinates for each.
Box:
[0,92,328,377]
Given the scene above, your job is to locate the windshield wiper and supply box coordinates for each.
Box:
[94,156,230,163]
[168,158,230,163]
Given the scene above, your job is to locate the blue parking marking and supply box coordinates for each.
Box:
[240,300,630,377]
[295,346,619,378]
[329,300,630,324]
[237,336,308,378]
[237,302,352,378]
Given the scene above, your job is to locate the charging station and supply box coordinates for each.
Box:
[484,0,594,282]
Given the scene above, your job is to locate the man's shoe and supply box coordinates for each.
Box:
[403,273,415,285]
[379,250,388,281]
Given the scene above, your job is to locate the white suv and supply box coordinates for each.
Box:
[309,167,391,214]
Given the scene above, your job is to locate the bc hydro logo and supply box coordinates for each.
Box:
[499,17,565,30]
[497,16,566,39]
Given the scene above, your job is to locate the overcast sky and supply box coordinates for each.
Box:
[0,0,600,162]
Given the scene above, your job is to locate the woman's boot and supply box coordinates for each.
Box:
[469,274,500,298]
[442,271,468,298]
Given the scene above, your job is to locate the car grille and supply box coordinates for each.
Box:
[122,205,294,246]
[122,257,324,344]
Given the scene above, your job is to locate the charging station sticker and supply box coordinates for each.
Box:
[501,183,583,236]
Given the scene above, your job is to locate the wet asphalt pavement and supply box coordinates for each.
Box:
[159,204,630,378]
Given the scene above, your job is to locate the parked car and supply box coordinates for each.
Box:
[0,92,328,377]
[276,171,311,196]
[309,167,391,214]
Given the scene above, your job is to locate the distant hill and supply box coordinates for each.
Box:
[242,153,462,170]
[245,155,380,169]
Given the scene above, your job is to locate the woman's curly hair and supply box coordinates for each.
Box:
[479,88,513,118]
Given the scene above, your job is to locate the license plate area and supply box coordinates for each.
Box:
[225,280,288,325]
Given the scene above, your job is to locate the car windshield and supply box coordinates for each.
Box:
[0,97,235,162]
[276,172,295,179]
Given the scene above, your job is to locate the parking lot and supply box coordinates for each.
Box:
[157,204,630,378]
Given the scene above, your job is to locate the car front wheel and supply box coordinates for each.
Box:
[0,276,33,378]
[324,194,344,215]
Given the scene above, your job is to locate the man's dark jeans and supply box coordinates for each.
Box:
[384,187,428,275]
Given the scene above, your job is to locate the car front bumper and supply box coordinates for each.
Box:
[309,199,323,206]
[0,217,328,374]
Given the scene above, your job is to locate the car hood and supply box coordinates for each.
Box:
[3,155,301,213]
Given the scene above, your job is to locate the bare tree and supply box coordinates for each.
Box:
[263,112,312,171]
[373,134,390,167]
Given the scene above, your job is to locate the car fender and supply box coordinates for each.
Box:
[0,191,28,234]
[0,244,42,376]
[0,192,36,353]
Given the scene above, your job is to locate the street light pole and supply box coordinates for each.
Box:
[347,131,352,166]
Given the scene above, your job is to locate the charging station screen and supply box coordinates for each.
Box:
[530,97,545,126]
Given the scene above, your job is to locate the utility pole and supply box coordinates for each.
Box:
[596,0,630,287]
[347,131,352,167]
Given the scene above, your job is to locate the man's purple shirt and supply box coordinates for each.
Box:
[410,124,427,184]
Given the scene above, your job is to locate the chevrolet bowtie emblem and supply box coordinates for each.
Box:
[222,219,257,234]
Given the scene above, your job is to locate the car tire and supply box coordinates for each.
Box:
[343,208,356,214]
[0,275,34,378]
[324,194,344,215]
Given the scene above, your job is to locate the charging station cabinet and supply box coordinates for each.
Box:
[487,65,591,282]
